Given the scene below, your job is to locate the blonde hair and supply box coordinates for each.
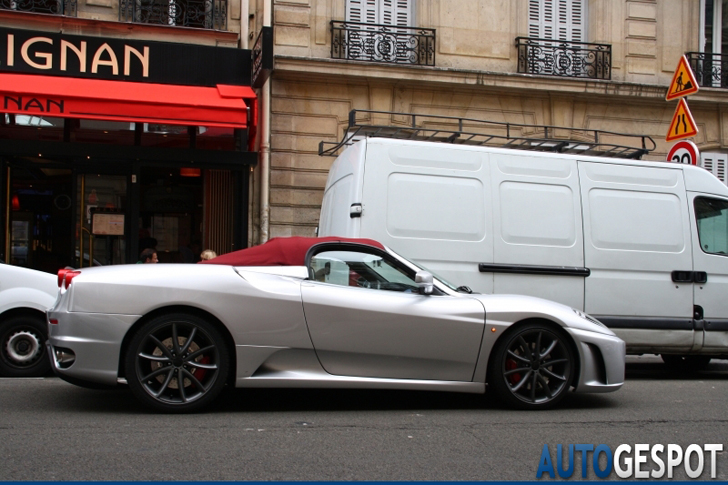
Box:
[200,249,217,260]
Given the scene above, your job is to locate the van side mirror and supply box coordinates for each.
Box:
[415,271,434,295]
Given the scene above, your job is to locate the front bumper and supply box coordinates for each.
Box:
[565,327,626,394]
[47,310,139,387]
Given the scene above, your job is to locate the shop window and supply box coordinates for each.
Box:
[139,167,203,263]
[0,115,64,142]
[72,120,135,145]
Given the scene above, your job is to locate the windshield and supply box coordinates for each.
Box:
[384,247,464,293]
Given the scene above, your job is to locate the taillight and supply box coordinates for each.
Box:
[57,269,71,287]
[57,269,81,289]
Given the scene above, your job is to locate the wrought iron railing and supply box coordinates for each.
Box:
[0,0,76,15]
[319,110,656,160]
[686,52,728,88]
[119,0,227,30]
[516,37,611,80]
[330,20,435,66]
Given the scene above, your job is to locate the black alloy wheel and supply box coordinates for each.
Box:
[661,354,712,372]
[0,313,50,377]
[489,323,574,410]
[125,313,229,413]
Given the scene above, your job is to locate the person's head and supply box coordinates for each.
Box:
[200,249,217,261]
[140,248,158,264]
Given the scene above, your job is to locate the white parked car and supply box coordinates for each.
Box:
[0,263,57,377]
[48,237,625,413]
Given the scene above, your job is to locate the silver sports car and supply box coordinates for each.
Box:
[47,237,625,412]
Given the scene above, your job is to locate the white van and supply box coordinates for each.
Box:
[318,137,728,368]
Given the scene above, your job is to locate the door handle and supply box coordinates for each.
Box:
[671,271,708,283]
[671,270,693,283]
[694,271,708,284]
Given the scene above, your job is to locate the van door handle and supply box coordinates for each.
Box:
[671,270,694,283]
[694,271,708,284]
[671,271,708,283]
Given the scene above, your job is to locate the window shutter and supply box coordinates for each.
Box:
[529,0,584,41]
[529,0,554,39]
[346,0,378,24]
[702,153,728,184]
[347,0,412,26]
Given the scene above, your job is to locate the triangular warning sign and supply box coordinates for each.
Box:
[666,98,698,142]
[666,55,699,101]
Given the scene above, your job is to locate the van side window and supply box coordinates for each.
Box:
[695,197,728,256]
[310,250,420,292]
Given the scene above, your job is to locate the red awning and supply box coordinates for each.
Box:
[0,73,256,129]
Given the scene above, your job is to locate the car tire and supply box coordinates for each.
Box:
[488,322,575,410]
[661,354,711,372]
[125,313,229,413]
[0,313,51,377]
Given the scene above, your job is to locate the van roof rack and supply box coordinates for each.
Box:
[319,110,656,159]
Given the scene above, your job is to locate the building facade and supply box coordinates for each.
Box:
[4,0,728,269]
[0,0,260,271]
[249,0,728,242]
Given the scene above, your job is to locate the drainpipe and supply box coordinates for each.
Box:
[259,0,272,244]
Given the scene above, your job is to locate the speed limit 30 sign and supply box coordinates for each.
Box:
[667,140,700,165]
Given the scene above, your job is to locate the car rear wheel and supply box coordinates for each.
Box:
[661,354,711,372]
[0,313,50,377]
[125,313,229,413]
[488,323,574,410]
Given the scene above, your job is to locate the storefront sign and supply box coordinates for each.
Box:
[0,27,252,87]
[251,27,273,89]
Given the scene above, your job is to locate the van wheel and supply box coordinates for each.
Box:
[661,354,711,371]
[0,313,50,377]
[125,313,229,413]
[488,323,574,410]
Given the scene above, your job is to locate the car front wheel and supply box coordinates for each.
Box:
[489,323,575,410]
[0,313,50,377]
[125,313,229,413]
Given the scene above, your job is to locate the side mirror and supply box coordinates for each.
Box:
[415,270,434,295]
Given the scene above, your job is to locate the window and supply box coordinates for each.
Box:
[701,152,728,185]
[695,197,728,256]
[528,0,586,42]
[701,0,728,54]
[310,249,420,293]
[699,0,728,86]
[346,0,413,27]
[337,0,431,65]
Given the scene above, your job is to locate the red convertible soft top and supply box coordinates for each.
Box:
[199,236,385,267]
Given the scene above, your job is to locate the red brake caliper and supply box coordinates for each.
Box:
[506,358,521,386]
[192,356,210,386]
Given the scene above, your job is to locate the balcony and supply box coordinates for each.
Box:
[0,0,76,15]
[119,0,227,30]
[516,37,611,80]
[686,52,728,88]
[330,20,435,66]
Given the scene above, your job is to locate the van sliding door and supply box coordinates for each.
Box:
[579,162,694,352]
[359,141,494,293]
[489,153,585,310]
